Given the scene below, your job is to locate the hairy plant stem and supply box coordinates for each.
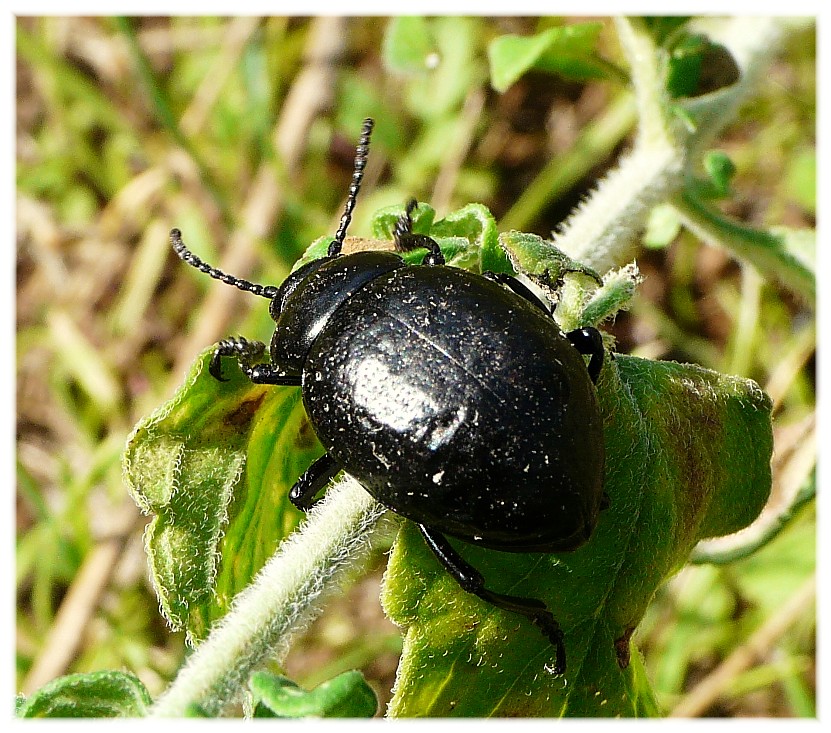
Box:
[150,477,390,716]
[552,17,682,273]
[552,17,790,274]
[672,189,815,301]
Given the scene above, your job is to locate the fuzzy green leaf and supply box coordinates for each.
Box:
[371,201,436,241]
[430,203,506,273]
[369,201,503,272]
[17,671,153,718]
[123,349,323,641]
[499,229,603,281]
[580,263,643,327]
[499,230,603,312]
[488,22,606,92]
[250,670,378,718]
[382,354,772,717]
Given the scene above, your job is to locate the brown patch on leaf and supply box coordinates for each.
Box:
[615,626,635,669]
[294,414,319,450]
[224,393,266,428]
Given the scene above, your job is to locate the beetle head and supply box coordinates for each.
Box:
[170,117,384,374]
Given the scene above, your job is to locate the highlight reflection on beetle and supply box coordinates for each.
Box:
[171,118,607,674]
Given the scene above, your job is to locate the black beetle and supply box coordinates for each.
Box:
[170,118,606,674]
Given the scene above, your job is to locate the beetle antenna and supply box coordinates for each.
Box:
[170,228,279,300]
[328,117,375,257]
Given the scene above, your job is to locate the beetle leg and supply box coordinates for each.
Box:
[416,523,567,674]
[211,336,301,386]
[482,271,552,315]
[483,275,606,383]
[393,199,445,266]
[565,327,604,384]
[289,453,342,511]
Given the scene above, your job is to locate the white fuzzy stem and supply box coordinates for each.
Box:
[552,18,684,273]
[553,143,683,273]
[552,16,791,275]
[150,476,389,717]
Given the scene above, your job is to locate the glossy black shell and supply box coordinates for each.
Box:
[281,251,605,552]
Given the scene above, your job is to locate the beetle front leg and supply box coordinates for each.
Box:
[565,327,604,384]
[417,523,567,674]
[210,336,301,386]
[289,453,342,511]
[393,199,445,266]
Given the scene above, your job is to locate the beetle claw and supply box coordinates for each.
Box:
[533,614,566,674]
[209,336,266,382]
[209,351,229,382]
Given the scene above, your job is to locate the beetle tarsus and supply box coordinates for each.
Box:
[531,614,566,675]
[290,453,342,511]
[211,336,300,385]
[210,336,265,381]
[417,523,568,672]
[393,199,445,265]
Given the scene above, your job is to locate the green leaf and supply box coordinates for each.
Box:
[429,202,504,272]
[644,204,682,248]
[581,263,643,328]
[488,22,606,92]
[499,230,603,283]
[371,202,436,240]
[382,354,772,717]
[703,151,736,197]
[665,33,741,99]
[17,670,153,718]
[383,16,438,74]
[368,201,504,272]
[642,17,692,45]
[386,16,481,120]
[250,670,378,718]
[123,349,322,641]
[498,230,603,315]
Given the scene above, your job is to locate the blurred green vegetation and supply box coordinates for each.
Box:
[16,16,814,716]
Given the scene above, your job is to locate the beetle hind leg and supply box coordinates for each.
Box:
[417,523,567,674]
[289,453,342,511]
